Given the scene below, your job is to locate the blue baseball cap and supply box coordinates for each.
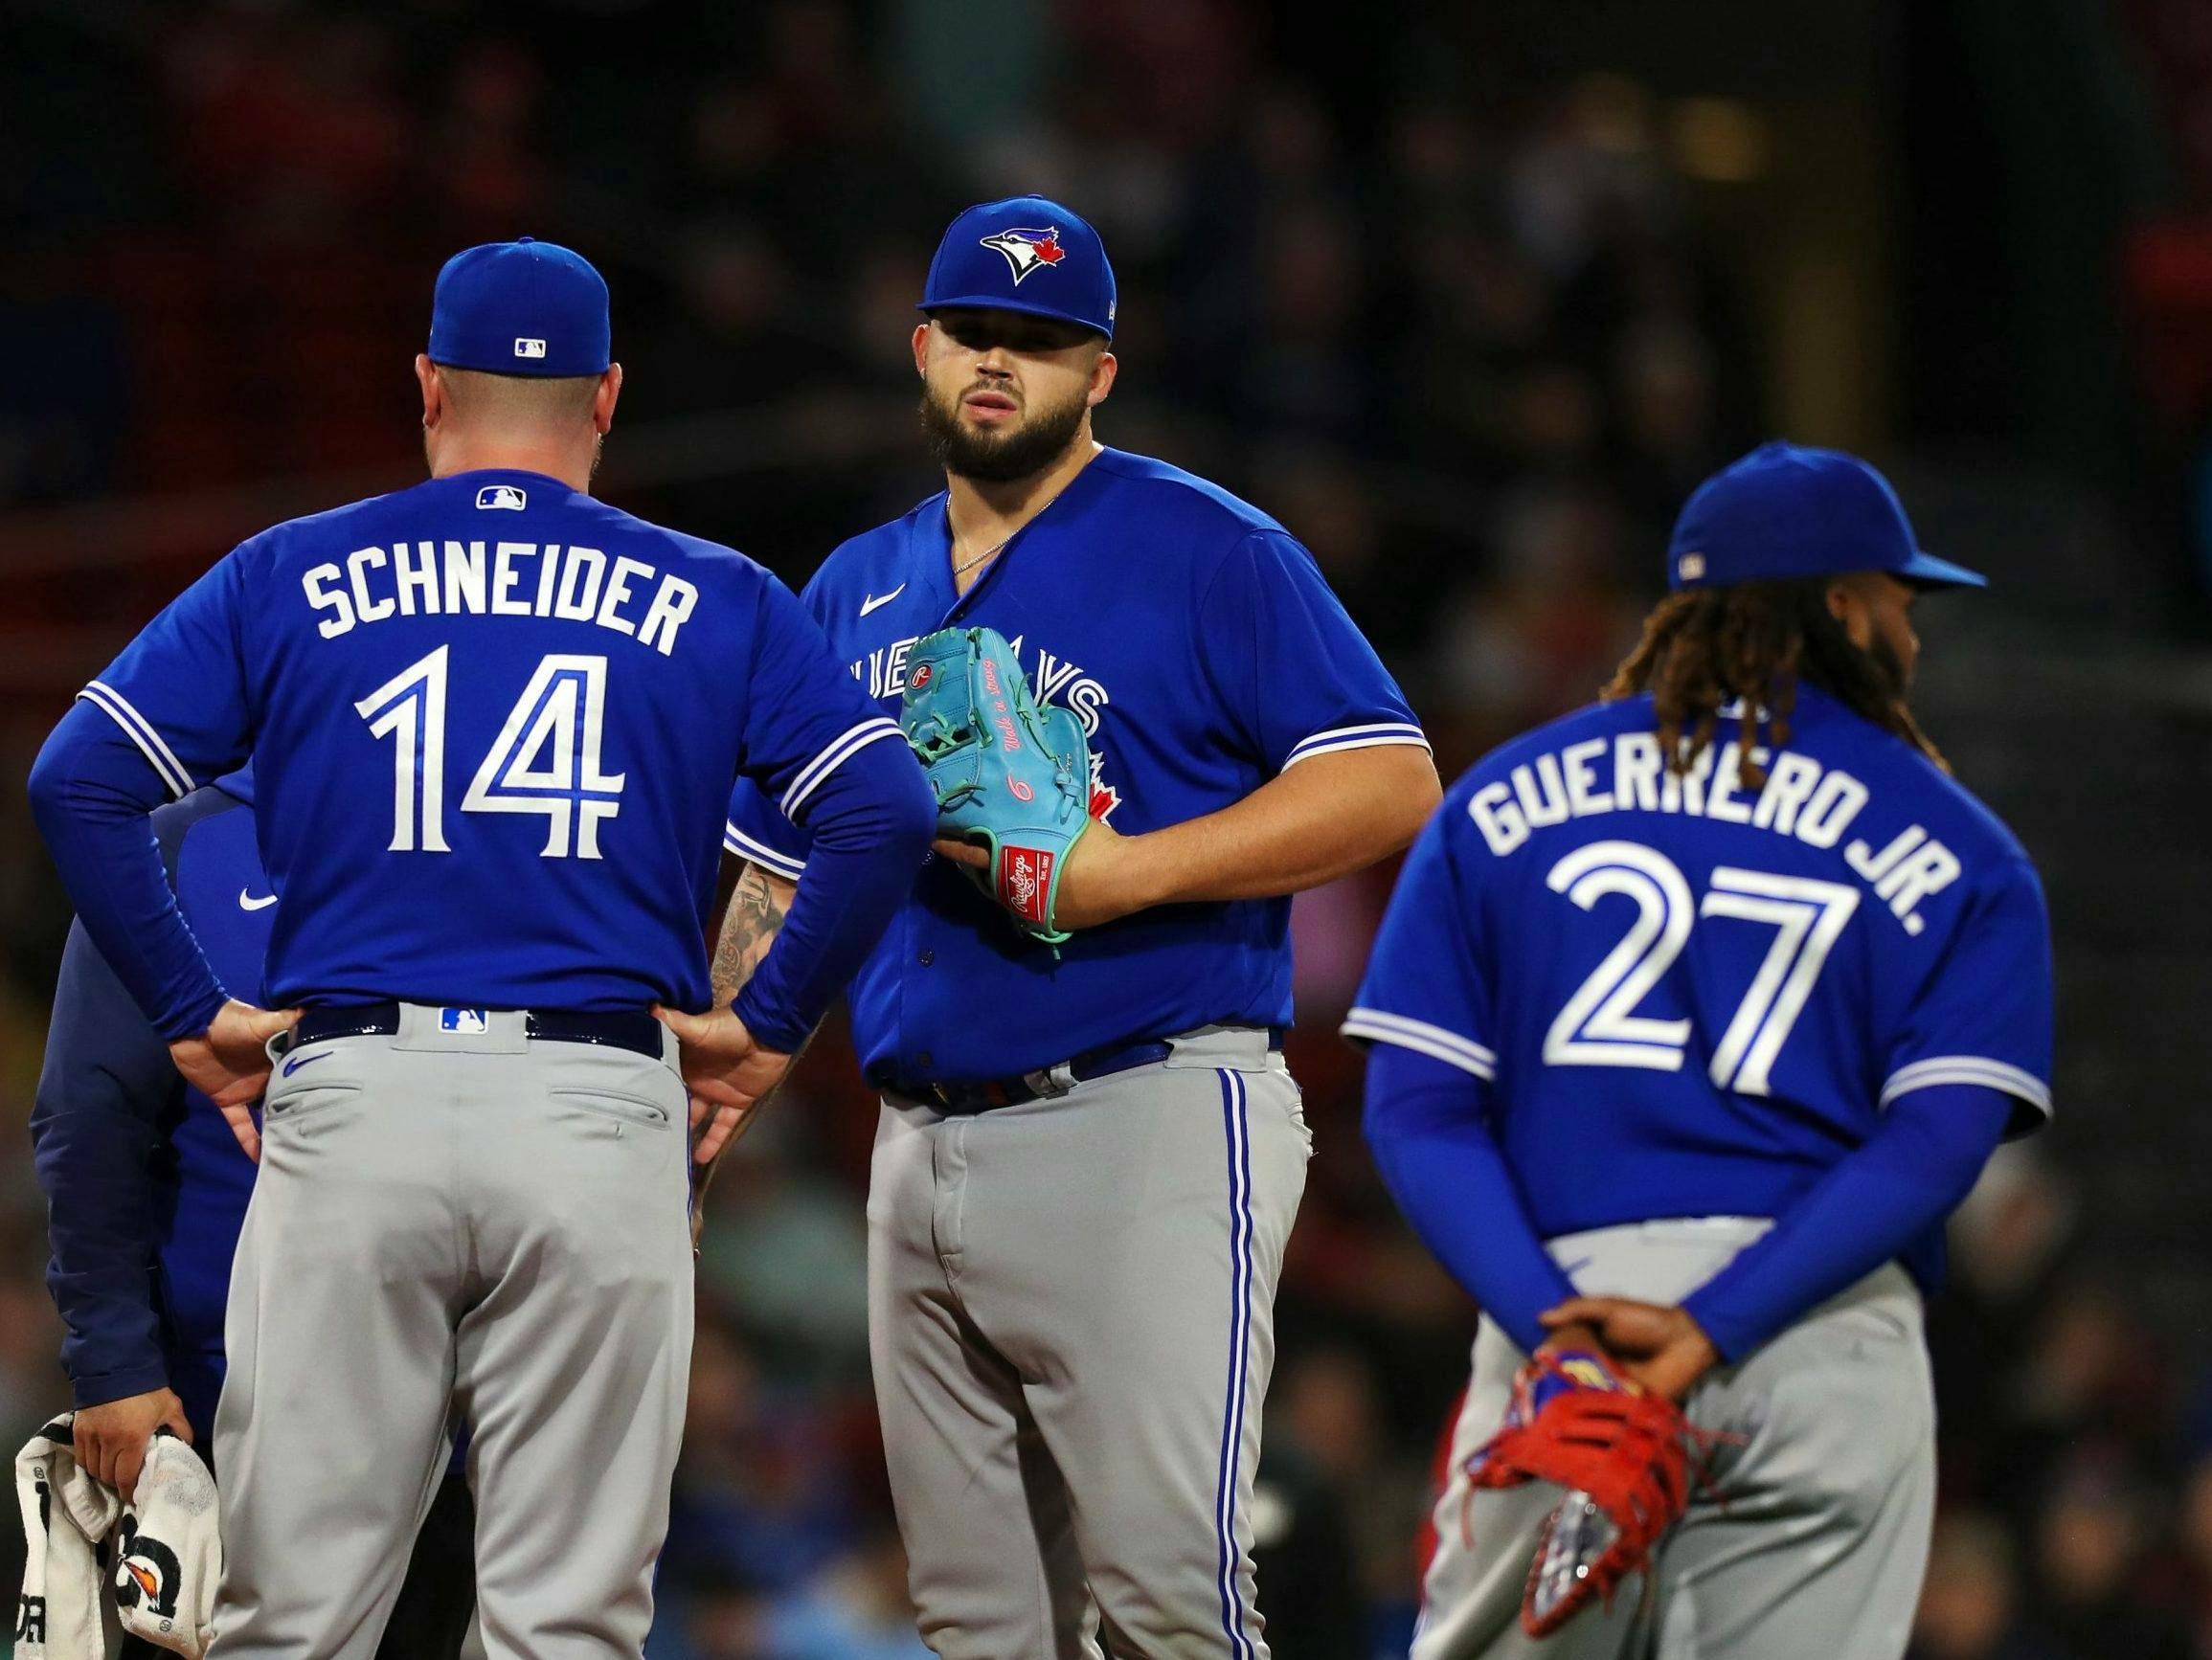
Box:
[1668,441,1986,592]
[919,196,1117,339]
[427,237,611,377]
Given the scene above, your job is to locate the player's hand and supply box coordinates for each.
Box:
[170,999,303,1162]
[652,1004,793,1165]
[932,819,1152,931]
[74,1387,192,1500]
[1540,1297,1721,1402]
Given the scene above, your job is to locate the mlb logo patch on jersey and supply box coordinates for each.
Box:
[979,227,1067,284]
[439,1006,489,1034]
[513,337,548,359]
[476,484,528,511]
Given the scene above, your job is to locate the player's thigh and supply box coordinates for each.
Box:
[1654,1279,1934,1660]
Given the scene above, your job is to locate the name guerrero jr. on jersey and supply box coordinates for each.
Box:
[1467,712,1965,937]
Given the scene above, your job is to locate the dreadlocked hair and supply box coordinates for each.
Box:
[1601,577,1946,789]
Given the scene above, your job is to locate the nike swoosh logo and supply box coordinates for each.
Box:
[859,585,906,617]
[238,888,278,911]
[281,1050,332,1077]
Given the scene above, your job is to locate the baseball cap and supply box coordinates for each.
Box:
[427,237,611,377]
[1667,441,1986,592]
[919,196,1117,339]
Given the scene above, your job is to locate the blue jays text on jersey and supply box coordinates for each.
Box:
[1345,685,2053,1254]
[55,467,903,1026]
[726,446,1429,1085]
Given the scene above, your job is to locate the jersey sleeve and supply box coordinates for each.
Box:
[79,550,256,796]
[734,576,904,829]
[723,778,810,881]
[1882,853,2053,1133]
[1341,800,1496,1084]
[1205,529,1428,774]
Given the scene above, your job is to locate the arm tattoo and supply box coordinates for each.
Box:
[711,863,794,1004]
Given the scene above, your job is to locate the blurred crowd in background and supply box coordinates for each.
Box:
[4,2,2212,1656]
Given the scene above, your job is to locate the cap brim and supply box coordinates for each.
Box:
[1896,550,1987,590]
[918,296,1111,339]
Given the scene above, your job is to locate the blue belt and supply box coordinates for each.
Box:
[885,1026,1282,1116]
[287,1003,665,1061]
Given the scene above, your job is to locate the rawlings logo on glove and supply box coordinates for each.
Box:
[901,626,1094,946]
[1468,1349,1705,1637]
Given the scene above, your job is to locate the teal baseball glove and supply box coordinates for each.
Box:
[900,625,1093,946]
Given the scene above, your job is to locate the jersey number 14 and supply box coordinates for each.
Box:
[354,647,626,858]
[1544,841,1859,1095]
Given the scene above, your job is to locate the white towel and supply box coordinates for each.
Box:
[13,1416,222,1660]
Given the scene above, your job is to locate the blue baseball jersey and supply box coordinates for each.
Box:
[34,773,266,1442]
[725,447,1426,1083]
[1346,686,2052,1249]
[78,469,897,1014]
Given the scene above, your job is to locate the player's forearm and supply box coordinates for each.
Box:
[30,705,228,1039]
[1111,745,1439,913]
[711,863,799,1004]
[732,737,934,1050]
[1363,1043,1577,1355]
[1681,1082,2014,1361]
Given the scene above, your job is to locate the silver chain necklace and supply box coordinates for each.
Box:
[950,533,1012,579]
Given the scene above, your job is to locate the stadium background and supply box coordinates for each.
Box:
[3,1,2211,1655]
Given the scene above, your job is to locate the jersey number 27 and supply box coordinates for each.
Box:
[354,647,625,859]
[1544,840,1858,1095]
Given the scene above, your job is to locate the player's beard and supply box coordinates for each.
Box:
[919,378,1089,483]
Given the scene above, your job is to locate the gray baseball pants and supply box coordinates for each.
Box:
[1414,1218,1935,1660]
[868,1025,1310,1659]
[211,1005,694,1660]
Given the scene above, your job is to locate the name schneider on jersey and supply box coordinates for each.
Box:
[1470,717,1965,936]
[301,538,699,654]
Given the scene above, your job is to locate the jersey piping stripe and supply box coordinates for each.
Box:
[78,682,195,799]
[778,717,904,820]
[1283,722,1431,767]
[1881,1056,2052,1114]
[1340,1009,1499,1080]
[1212,1066,1258,1660]
[721,822,807,881]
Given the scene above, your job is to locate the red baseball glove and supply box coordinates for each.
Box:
[1466,1349,1698,1637]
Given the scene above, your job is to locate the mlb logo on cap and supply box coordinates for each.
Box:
[427,236,612,378]
[921,196,1117,339]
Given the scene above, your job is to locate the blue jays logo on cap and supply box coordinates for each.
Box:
[979,227,1069,284]
[922,196,1117,339]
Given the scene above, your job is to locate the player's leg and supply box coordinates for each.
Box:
[1645,1266,1935,1660]
[867,1098,1097,1659]
[971,1032,1309,1658]
[1411,1322,1647,1660]
[375,1470,477,1660]
[454,1033,694,1660]
[210,1039,462,1659]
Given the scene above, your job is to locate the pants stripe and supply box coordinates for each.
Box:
[1213,1067,1257,1658]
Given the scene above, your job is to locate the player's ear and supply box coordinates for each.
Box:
[595,364,623,435]
[416,354,443,430]
[1824,574,1874,651]
[912,322,933,379]
[1087,347,1117,408]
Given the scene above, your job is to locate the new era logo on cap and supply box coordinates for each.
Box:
[514,337,547,358]
[477,484,528,511]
